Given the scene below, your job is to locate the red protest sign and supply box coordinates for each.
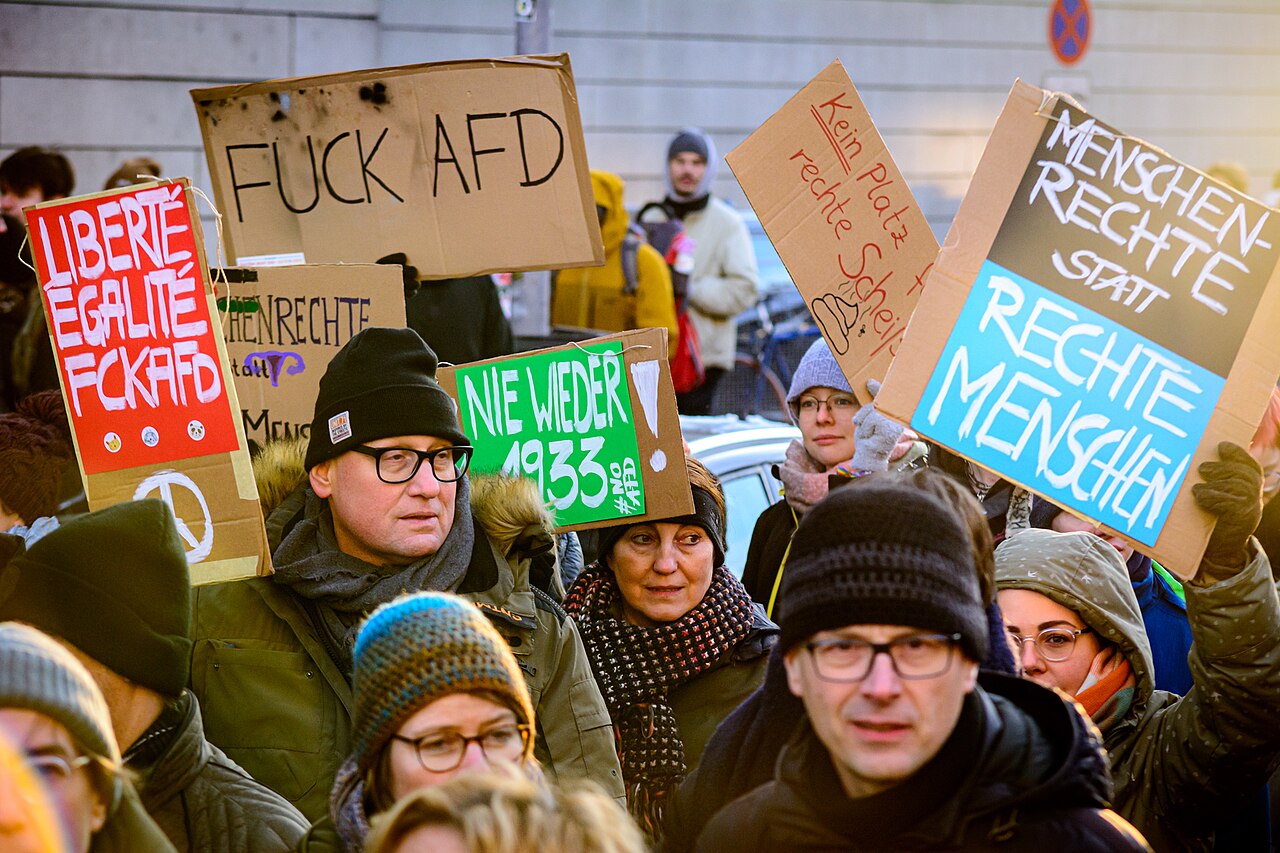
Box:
[27,181,240,474]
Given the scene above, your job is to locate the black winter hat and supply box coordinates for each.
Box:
[597,485,727,570]
[778,480,988,662]
[0,499,193,696]
[305,327,469,470]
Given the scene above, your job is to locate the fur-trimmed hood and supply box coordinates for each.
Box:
[251,437,556,561]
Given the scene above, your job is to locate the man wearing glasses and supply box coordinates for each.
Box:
[695,479,1146,852]
[996,442,1280,853]
[190,327,621,823]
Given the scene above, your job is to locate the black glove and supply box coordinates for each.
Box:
[1193,441,1263,577]
[376,252,420,300]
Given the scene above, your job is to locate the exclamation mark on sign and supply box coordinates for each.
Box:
[629,360,666,472]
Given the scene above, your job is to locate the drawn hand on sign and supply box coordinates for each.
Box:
[132,469,214,564]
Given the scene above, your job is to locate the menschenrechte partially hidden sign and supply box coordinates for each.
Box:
[726,59,938,404]
[25,179,271,584]
[437,328,693,531]
[876,82,1280,574]
[191,54,603,277]
[219,264,406,448]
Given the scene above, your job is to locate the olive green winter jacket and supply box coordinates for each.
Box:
[188,441,623,824]
[996,529,1280,853]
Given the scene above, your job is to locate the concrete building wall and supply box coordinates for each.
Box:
[2,0,1278,249]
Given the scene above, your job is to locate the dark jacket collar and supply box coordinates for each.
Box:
[125,691,211,811]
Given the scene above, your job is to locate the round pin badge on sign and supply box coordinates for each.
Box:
[1049,0,1091,65]
[188,420,206,441]
[104,432,122,453]
[141,426,160,448]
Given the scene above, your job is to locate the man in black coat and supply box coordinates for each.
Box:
[693,478,1149,852]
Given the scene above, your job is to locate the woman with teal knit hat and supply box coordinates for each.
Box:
[297,591,538,853]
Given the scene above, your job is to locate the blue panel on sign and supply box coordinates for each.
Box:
[913,259,1223,547]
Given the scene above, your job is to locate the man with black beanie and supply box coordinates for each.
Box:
[0,499,308,853]
[650,128,758,415]
[693,478,1149,852]
[189,326,622,823]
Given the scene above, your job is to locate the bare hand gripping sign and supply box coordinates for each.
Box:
[191,54,602,276]
[877,82,1280,569]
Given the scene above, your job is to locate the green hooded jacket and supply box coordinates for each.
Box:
[188,441,623,824]
[995,529,1280,853]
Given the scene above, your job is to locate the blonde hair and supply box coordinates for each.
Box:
[365,766,645,853]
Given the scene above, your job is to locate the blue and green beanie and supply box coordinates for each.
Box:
[350,592,534,775]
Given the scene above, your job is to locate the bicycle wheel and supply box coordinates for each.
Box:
[755,362,790,423]
[710,353,791,421]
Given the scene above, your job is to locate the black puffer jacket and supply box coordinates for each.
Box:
[693,674,1149,852]
[128,691,308,853]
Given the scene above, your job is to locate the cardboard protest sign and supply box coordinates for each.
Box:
[191,54,602,276]
[876,82,1280,574]
[437,328,693,531]
[25,179,270,584]
[725,59,938,404]
[219,264,405,447]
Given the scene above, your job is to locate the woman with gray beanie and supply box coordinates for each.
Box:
[0,622,175,853]
[740,337,925,621]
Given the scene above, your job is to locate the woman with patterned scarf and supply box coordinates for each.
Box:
[564,456,777,841]
[741,337,926,621]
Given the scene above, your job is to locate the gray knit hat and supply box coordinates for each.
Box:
[0,622,120,765]
[778,480,988,662]
[787,337,852,406]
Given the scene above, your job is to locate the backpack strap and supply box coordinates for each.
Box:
[621,232,640,296]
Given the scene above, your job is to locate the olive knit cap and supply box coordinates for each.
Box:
[305,327,469,471]
[0,621,121,765]
[0,499,192,696]
[778,480,988,662]
[350,592,533,775]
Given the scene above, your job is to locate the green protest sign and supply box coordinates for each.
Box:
[453,340,646,527]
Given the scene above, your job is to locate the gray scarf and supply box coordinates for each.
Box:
[271,478,475,674]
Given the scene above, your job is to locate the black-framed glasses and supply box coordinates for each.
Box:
[352,445,473,484]
[805,633,961,682]
[1007,626,1091,662]
[390,724,531,773]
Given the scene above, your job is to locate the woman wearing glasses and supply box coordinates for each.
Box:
[0,622,175,853]
[298,591,539,853]
[564,456,778,842]
[996,442,1280,853]
[741,337,923,621]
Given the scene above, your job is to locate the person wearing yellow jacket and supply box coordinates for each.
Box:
[551,170,678,356]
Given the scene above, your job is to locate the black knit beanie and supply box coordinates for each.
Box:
[305,327,469,470]
[0,499,192,696]
[667,129,710,163]
[597,486,727,569]
[778,481,988,662]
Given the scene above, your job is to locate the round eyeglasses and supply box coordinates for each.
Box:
[352,445,473,484]
[1007,626,1091,662]
[390,724,531,773]
[805,633,961,682]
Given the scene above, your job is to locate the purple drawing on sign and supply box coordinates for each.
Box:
[246,350,306,387]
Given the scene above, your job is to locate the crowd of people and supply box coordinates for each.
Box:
[2,131,1280,853]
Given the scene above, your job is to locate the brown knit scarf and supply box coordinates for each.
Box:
[563,563,755,840]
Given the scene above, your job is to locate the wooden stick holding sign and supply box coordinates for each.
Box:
[438,328,693,532]
[875,81,1280,576]
[725,59,939,404]
[24,178,271,584]
[191,54,602,277]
